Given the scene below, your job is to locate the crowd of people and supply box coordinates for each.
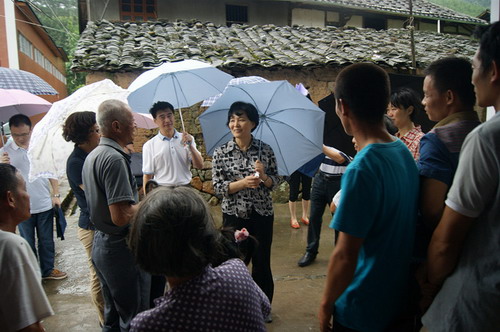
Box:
[0,21,499,332]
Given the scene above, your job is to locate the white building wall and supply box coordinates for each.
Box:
[4,0,18,68]
[291,8,325,27]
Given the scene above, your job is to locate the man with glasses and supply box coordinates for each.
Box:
[142,101,203,192]
[0,114,67,280]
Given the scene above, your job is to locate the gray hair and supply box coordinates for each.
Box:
[97,99,131,136]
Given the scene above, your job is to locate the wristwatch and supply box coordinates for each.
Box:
[52,194,61,198]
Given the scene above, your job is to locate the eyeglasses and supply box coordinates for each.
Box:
[89,128,100,134]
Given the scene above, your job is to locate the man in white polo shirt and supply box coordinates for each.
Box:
[142,101,203,192]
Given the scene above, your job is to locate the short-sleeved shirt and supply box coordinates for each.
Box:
[82,137,137,236]
[330,139,419,332]
[1,141,52,214]
[418,111,480,187]
[212,138,281,219]
[66,145,93,230]
[142,131,198,186]
[396,125,424,161]
[0,230,54,331]
[130,259,270,332]
[422,111,500,331]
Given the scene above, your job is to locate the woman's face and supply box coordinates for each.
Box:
[387,103,412,129]
[87,123,101,150]
[228,111,255,140]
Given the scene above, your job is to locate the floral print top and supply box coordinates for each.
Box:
[212,137,281,219]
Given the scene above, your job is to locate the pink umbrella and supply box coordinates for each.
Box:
[0,88,52,145]
[0,88,52,122]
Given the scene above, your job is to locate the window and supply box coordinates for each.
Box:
[18,34,33,58]
[226,4,248,26]
[120,0,157,21]
[364,16,386,30]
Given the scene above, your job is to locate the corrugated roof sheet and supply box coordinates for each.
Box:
[72,20,478,73]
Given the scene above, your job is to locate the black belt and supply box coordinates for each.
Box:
[318,171,342,181]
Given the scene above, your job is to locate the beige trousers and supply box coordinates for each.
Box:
[78,227,105,325]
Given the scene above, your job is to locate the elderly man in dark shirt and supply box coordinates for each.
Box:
[82,99,150,331]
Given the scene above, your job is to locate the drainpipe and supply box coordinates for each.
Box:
[437,19,441,33]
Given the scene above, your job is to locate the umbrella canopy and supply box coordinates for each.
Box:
[28,79,157,181]
[201,76,270,107]
[0,67,58,95]
[199,81,325,176]
[0,88,52,122]
[127,59,233,131]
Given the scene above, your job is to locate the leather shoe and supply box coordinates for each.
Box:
[298,252,316,267]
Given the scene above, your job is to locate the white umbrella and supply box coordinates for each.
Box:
[127,59,233,131]
[28,79,157,181]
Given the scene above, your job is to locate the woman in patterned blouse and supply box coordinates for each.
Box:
[212,102,280,319]
[387,88,425,160]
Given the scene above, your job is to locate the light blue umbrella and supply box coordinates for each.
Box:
[199,80,324,175]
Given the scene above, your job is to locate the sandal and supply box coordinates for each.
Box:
[290,219,300,229]
[301,218,310,226]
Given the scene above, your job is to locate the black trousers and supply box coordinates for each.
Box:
[223,211,274,303]
[306,172,342,254]
[288,170,312,201]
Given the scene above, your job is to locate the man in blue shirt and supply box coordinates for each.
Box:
[319,63,419,332]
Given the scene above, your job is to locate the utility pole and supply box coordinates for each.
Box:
[409,0,417,70]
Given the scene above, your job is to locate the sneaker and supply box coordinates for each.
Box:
[43,268,67,280]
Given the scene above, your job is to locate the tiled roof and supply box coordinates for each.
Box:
[72,20,478,73]
[308,0,486,24]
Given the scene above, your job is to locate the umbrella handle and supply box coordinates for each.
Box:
[179,108,186,133]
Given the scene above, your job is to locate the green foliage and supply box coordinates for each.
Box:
[427,0,489,17]
[28,0,85,93]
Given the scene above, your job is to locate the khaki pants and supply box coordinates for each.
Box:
[78,227,105,325]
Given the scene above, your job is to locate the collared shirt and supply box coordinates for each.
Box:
[66,145,93,230]
[212,137,281,219]
[82,137,137,236]
[418,111,480,187]
[142,130,198,186]
[1,141,51,214]
[319,146,351,176]
[396,125,425,161]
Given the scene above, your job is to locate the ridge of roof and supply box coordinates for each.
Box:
[72,20,478,73]
[296,0,486,24]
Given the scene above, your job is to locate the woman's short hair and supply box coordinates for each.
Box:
[226,101,260,132]
[128,186,222,277]
[390,88,423,123]
[62,111,97,145]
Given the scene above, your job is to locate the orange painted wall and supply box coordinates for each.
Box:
[15,6,68,103]
[0,0,9,67]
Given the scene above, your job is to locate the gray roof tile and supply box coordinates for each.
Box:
[72,20,478,73]
[311,0,485,23]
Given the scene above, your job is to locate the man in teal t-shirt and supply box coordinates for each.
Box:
[319,63,419,332]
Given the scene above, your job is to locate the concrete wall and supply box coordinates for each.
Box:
[292,8,325,27]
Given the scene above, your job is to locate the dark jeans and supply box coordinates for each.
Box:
[306,172,341,255]
[288,170,312,201]
[333,320,360,332]
[92,231,151,332]
[223,211,274,303]
[18,208,55,277]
